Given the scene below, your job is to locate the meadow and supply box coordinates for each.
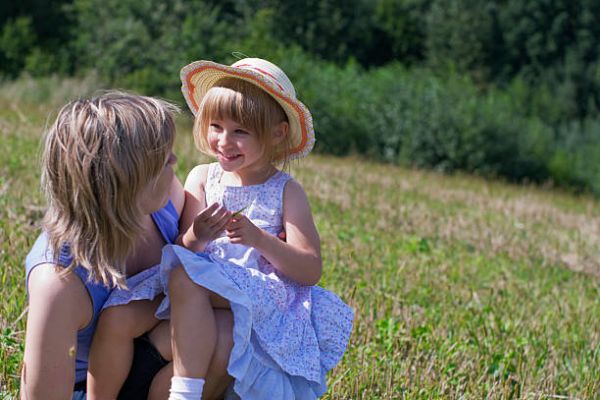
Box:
[1,77,599,399]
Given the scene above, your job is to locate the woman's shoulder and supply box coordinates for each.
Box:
[27,263,93,327]
[26,232,111,310]
[26,232,70,278]
[28,263,87,297]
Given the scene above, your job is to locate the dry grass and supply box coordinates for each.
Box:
[295,157,600,277]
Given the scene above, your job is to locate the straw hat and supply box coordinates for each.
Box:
[180,58,315,160]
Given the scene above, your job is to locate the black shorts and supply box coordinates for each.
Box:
[72,334,168,400]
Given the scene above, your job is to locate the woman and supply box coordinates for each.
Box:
[21,92,232,400]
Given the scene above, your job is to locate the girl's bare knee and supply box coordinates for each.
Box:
[97,300,159,339]
[168,265,210,301]
[97,306,136,339]
[168,266,193,292]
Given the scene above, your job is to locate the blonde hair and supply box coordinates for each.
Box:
[41,91,178,288]
[193,78,293,169]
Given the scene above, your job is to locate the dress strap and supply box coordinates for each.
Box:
[270,169,292,189]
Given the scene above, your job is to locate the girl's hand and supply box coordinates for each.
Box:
[188,203,231,248]
[226,214,265,248]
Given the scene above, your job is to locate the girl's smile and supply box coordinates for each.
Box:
[209,117,270,183]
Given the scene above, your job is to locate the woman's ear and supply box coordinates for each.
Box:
[271,121,288,146]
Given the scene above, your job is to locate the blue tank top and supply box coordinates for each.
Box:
[25,200,179,383]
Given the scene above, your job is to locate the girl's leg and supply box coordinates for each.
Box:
[148,311,234,400]
[87,297,162,400]
[167,266,231,399]
[169,266,216,378]
[204,309,234,399]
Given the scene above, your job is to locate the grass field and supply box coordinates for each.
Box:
[1,77,599,399]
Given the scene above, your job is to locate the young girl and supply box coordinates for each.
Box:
[160,58,354,399]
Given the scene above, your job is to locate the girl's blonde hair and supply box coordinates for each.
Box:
[193,78,293,169]
[41,91,178,288]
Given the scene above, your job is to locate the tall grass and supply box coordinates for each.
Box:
[1,77,599,398]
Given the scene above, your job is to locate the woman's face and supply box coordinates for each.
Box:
[139,151,177,214]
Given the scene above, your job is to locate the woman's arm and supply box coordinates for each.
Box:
[227,180,322,285]
[21,264,92,400]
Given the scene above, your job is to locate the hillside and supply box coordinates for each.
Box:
[1,83,599,398]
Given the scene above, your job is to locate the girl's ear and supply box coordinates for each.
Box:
[271,121,288,146]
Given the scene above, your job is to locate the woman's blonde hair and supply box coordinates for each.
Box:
[41,91,178,288]
[193,78,293,169]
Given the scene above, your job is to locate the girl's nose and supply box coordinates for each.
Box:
[218,130,232,146]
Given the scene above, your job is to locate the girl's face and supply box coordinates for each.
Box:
[139,150,177,214]
[208,117,270,176]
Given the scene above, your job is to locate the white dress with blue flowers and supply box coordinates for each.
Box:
[157,163,354,399]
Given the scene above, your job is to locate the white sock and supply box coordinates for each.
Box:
[168,376,205,400]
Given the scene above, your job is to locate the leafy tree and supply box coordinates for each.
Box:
[0,17,36,77]
[0,0,73,77]
[425,0,496,82]
[265,0,378,65]
[69,0,239,96]
[373,0,430,64]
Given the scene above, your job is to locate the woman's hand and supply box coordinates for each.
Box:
[226,214,266,248]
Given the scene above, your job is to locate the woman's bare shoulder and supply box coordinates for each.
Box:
[28,263,92,329]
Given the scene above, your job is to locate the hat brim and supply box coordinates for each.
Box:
[181,61,315,160]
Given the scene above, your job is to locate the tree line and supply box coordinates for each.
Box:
[2,0,600,193]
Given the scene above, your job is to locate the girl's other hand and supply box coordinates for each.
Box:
[191,203,231,245]
[226,214,265,248]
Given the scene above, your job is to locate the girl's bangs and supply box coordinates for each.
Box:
[201,87,261,134]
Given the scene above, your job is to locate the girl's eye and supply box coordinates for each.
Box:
[209,123,222,130]
[235,129,249,135]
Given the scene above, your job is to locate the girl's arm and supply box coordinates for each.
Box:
[227,180,322,285]
[175,165,231,252]
[22,264,92,400]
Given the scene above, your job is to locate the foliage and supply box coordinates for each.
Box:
[0,17,36,77]
[2,0,600,194]
[425,0,497,81]
[279,52,600,192]
[373,0,429,64]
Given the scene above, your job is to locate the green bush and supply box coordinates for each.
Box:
[280,53,555,184]
[0,17,36,77]
[551,119,600,194]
